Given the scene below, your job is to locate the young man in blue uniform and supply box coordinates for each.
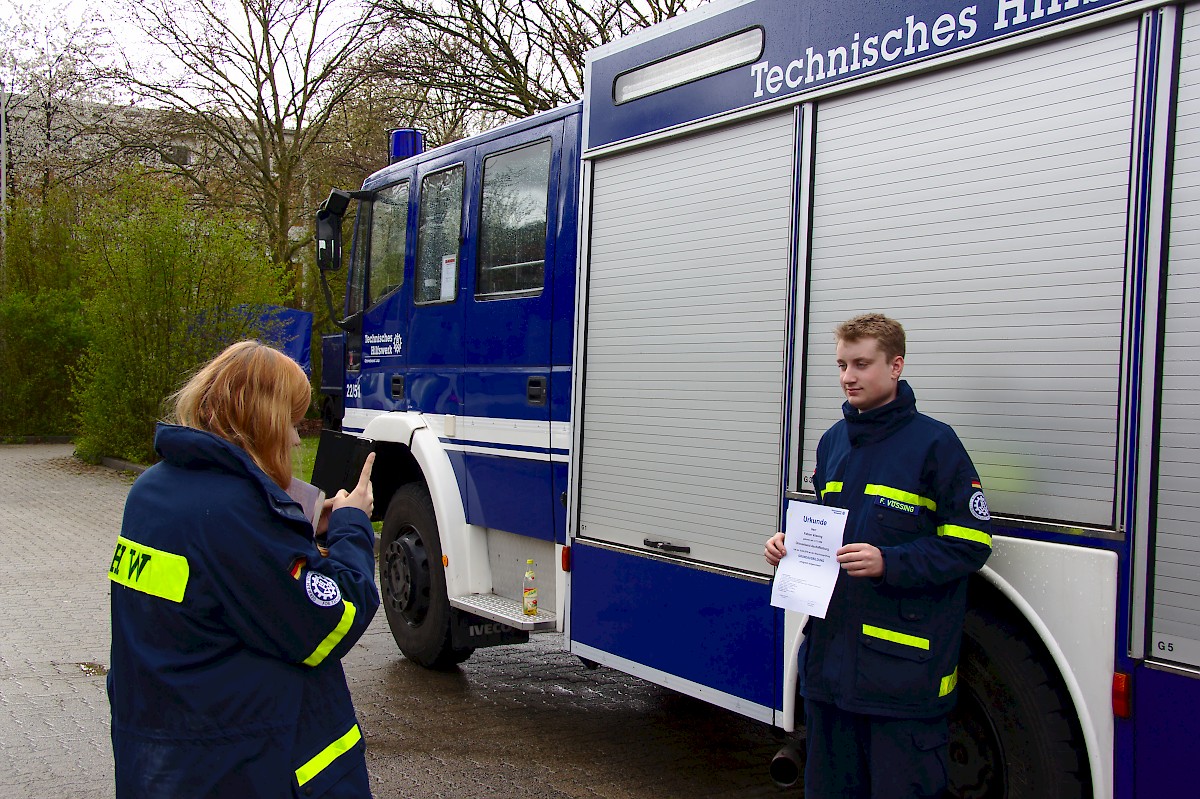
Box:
[765,314,992,799]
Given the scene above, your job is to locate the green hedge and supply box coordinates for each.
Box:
[0,192,89,438]
[72,178,288,463]
[0,287,88,437]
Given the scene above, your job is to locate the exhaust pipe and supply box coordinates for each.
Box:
[769,742,805,789]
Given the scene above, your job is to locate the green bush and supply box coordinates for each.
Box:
[73,176,288,463]
[0,287,88,436]
[0,192,90,437]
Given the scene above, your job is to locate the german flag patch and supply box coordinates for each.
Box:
[289,557,305,580]
[971,478,983,489]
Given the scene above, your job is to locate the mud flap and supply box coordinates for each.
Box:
[450,610,529,649]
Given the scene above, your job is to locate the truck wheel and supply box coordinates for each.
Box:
[948,606,1090,799]
[379,483,473,669]
[320,395,341,431]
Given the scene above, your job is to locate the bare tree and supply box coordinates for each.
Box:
[114,0,385,294]
[309,69,482,188]
[369,0,703,120]
[0,5,118,197]
[0,3,119,291]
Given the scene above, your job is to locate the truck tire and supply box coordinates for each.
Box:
[948,605,1090,799]
[320,395,342,432]
[379,483,473,669]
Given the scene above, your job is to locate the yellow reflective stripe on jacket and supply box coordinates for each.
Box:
[295,723,361,787]
[864,484,937,511]
[821,481,843,500]
[937,524,992,547]
[862,624,930,651]
[303,600,357,667]
[108,536,189,603]
[939,667,958,697]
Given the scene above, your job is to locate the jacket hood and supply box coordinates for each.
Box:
[842,379,918,447]
[152,423,301,518]
[155,423,261,476]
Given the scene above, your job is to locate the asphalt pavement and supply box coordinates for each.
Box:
[0,443,796,798]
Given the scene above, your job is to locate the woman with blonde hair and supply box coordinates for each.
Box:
[107,340,379,798]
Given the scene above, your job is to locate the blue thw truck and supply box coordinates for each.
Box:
[312,1,1200,796]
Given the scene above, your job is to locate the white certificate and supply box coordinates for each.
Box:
[769,500,848,618]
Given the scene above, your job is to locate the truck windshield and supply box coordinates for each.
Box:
[346,200,371,317]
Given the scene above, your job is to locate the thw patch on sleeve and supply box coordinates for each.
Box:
[969,490,991,521]
[305,572,342,607]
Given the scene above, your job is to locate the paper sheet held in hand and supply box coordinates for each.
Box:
[285,478,325,530]
[769,500,848,618]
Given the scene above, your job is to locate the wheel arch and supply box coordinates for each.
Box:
[774,537,1115,799]
[974,537,1118,799]
[363,412,490,598]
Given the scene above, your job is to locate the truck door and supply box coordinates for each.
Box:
[354,179,413,417]
[460,123,564,542]
[406,154,471,420]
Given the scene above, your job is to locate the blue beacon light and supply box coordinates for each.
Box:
[389,128,424,164]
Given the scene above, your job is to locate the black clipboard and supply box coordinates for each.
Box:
[311,429,375,497]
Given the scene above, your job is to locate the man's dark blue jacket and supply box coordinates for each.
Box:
[108,424,380,798]
[803,380,992,718]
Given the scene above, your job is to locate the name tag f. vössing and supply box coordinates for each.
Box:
[108,535,190,603]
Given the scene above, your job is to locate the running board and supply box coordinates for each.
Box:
[449,593,557,632]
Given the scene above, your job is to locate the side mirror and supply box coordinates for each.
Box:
[315,189,352,272]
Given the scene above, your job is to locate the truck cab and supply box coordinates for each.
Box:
[315,103,581,666]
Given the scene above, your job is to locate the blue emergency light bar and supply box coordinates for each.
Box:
[389,128,424,164]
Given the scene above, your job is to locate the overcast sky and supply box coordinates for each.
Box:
[4,0,151,59]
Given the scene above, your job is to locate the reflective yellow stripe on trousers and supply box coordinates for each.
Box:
[296,724,362,787]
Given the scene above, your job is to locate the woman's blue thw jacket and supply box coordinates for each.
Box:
[803,381,992,719]
[108,424,380,798]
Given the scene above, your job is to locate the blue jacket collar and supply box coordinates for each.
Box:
[842,379,918,447]
[153,423,303,521]
[155,422,262,477]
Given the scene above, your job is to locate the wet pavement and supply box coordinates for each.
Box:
[0,443,797,798]
[0,445,125,798]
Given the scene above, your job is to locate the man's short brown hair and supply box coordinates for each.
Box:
[834,314,906,362]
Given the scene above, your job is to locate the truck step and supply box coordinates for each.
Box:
[449,593,557,632]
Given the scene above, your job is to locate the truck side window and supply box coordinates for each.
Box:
[346,201,371,317]
[415,165,464,304]
[476,139,552,298]
[367,181,409,307]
